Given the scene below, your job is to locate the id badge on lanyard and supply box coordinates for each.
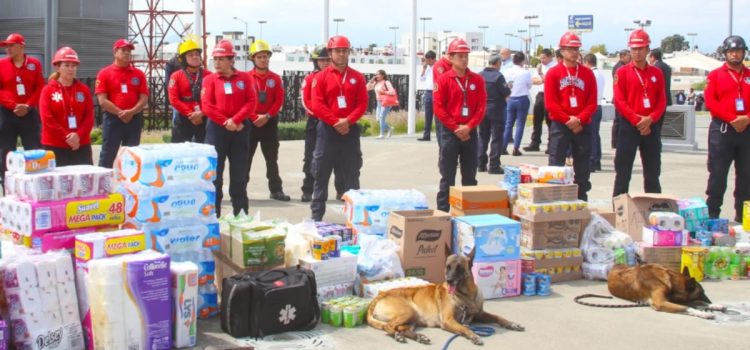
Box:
[337,96,347,109]
[643,97,651,109]
[16,83,26,96]
[570,96,578,108]
[224,82,233,95]
[736,98,745,112]
[120,83,128,94]
[258,91,268,104]
[68,114,78,129]
[462,106,469,117]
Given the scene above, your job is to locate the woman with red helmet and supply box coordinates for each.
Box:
[38,46,95,166]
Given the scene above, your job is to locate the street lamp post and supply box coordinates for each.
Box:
[478,25,489,65]
[333,18,345,35]
[389,26,399,59]
[419,16,432,53]
[258,20,267,40]
[524,15,538,60]
[504,33,514,48]
[529,24,540,57]
[233,16,248,70]
[624,27,635,46]
[687,32,698,51]
[633,19,652,29]
[517,29,528,57]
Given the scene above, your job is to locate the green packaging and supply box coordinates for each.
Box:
[330,305,343,327]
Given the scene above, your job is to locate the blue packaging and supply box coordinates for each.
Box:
[453,214,521,262]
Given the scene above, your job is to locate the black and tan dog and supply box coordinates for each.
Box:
[577,264,726,319]
[366,249,524,345]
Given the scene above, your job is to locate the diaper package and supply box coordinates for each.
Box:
[453,214,521,262]
[472,259,521,299]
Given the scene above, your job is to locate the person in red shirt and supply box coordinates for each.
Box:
[300,46,345,202]
[95,39,149,168]
[202,39,256,217]
[247,40,290,202]
[613,29,666,197]
[0,33,45,192]
[704,35,750,222]
[309,35,368,221]
[544,32,598,200]
[39,47,94,166]
[431,51,453,148]
[168,38,209,143]
[433,38,487,212]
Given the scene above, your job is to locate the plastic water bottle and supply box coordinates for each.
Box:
[625,245,636,266]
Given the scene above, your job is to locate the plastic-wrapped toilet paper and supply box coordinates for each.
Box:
[170,262,198,348]
[6,150,55,174]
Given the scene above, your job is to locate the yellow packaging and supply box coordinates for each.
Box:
[66,193,126,229]
[743,201,749,231]
[681,247,708,282]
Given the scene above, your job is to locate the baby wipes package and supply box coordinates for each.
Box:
[114,143,217,188]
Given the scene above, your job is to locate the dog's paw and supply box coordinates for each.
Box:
[687,308,716,320]
[393,332,407,343]
[470,335,484,346]
[707,304,727,312]
[505,322,525,332]
[415,333,431,345]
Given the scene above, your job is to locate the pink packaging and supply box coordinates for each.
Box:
[642,226,685,247]
[30,225,119,253]
[0,194,124,235]
[471,259,522,299]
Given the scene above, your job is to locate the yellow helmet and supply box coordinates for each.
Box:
[178,39,201,56]
[249,39,272,57]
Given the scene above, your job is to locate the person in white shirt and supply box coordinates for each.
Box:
[418,50,436,141]
[525,48,558,152]
[583,53,606,172]
[502,52,532,156]
[500,48,513,74]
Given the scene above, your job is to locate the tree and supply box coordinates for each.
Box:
[661,34,688,53]
[590,44,607,55]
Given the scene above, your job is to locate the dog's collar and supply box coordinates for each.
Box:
[459,305,468,325]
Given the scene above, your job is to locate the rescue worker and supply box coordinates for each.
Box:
[301,45,345,202]
[246,40,290,201]
[201,39,256,217]
[704,36,750,223]
[477,54,510,174]
[434,38,487,212]
[39,47,94,166]
[95,39,148,168]
[432,50,453,148]
[0,33,45,192]
[612,29,666,197]
[544,32,598,200]
[310,35,368,221]
[168,38,209,143]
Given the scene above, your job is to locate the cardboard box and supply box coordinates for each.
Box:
[472,260,521,299]
[548,271,583,283]
[299,253,358,288]
[453,214,521,262]
[517,183,578,203]
[212,250,283,295]
[636,244,682,271]
[449,186,509,212]
[520,219,585,249]
[226,224,285,268]
[514,201,590,222]
[613,193,678,241]
[388,210,452,283]
[451,207,511,217]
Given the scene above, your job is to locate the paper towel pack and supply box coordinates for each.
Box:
[171,262,198,348]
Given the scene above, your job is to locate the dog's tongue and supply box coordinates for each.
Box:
[448,284,457,294]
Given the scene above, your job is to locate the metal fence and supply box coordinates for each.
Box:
[83,71,420,130]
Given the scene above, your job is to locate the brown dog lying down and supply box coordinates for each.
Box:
[366,250,524,345]
[606,264,726,319]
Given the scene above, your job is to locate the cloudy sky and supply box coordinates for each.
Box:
[149,0,748,53]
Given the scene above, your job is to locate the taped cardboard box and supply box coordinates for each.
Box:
[514,201,590,222]
[451,207,511,217]
[388,210,452,283]
[449,185,510,215]
[517,183,578,204]
[452,214,521,263]
[613,193,678,241]
[212,250,283,295]
[635,244,682,272]
[520,219,585,249]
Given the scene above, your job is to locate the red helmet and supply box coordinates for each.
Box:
[447,38,470,54]
[112,38,135,52]
[52,47,80,65]
[0,33,25,46]
[559,32,582,48]
[327,35,351,50]
[628,29,651,48]
[212,39,236,57]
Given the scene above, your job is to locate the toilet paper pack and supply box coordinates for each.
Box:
[6,150,56,174]
[170,262,198,348]
[30,225,119,253]
[6,166,114,202]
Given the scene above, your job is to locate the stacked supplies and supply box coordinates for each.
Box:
[342,189,428,236]
[114,143,220,319]
[1,251,84,350]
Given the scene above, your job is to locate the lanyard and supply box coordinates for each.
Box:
[565,64,580,97]
[632,65,649,97]
[14,56,28,83]
[253,71,268,93]
[335,69,348,97]
[454,76,469,106]
[60,82,77,117]
[726,68,744,98]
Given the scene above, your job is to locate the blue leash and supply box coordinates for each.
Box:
[441,325,496,350]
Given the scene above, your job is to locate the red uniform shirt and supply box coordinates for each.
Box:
[433,68,487,131]
[310,65,368,126]
[201,70,257,125]
[249,68,284,120]
[613,63,667,126]
[432,56,452,87]
[39,79,94,148]
[94,64,149,110]
[704,63,750,123]
[301,71,316,116]
[168,68,210,117]
[0,55,45,109]
[544,63,598,125]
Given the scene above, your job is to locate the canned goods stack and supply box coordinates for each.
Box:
[320,296,371,328]
[521,273,551,296]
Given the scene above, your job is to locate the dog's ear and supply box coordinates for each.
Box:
[467,246,476,270]
[682,266,692,278]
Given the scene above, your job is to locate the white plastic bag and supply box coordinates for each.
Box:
[283,220,319,267]
[356,238,404,281]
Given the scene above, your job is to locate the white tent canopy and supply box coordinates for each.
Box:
[664,52,723,73]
